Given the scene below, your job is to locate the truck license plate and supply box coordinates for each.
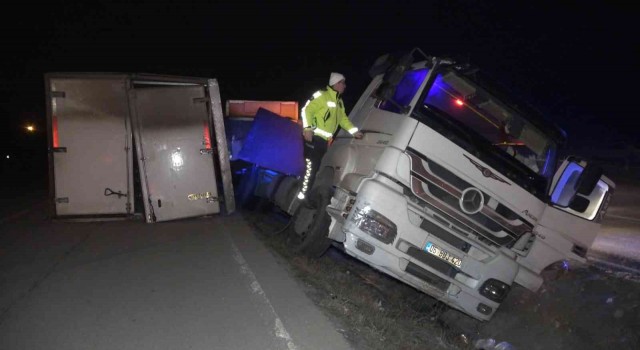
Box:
[424,242,462,268]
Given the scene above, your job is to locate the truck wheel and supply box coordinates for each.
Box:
[273,176,300,215]
[286,187,332,258]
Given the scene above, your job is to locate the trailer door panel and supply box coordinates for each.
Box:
[132,85,220,222]
[48,76,132,216]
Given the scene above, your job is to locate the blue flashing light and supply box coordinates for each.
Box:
[427,76,446,98]
[395,69,428,105]
[382,69,429,113]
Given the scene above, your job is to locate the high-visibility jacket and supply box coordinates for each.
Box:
[301,86,358,140]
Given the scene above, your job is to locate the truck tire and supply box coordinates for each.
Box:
[286,187,332,258]
[273,176,301,215]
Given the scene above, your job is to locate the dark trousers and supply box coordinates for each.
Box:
[300,136,328,198]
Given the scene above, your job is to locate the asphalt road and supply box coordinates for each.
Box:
[0,175,637,350]
[0,210,352,350]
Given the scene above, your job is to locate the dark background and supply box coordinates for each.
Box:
[1,0,637,185]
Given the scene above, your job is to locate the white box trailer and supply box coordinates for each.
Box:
[45,73,235,222]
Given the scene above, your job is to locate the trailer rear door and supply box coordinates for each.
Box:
[47,75,133,217]
[131,84,221,222]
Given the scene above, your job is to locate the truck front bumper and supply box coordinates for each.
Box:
[328,177,518,321]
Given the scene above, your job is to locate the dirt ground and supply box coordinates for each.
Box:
[244,207,640,350]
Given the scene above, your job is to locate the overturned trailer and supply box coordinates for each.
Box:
[45,73,235,222]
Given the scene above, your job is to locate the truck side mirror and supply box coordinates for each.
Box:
[368,54,393,78]
[574,163,603,195]
[386,52,414,85]
[374,51,415,102]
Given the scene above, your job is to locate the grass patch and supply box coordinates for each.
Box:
[243,208,473,350]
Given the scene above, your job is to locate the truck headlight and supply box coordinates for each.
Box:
[351,206,397,244]
[479,278,510,303]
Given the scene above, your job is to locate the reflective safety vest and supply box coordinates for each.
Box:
[301,86,358,140]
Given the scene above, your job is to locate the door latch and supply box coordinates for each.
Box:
[104,188,127,198]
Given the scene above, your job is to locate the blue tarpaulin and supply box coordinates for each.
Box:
[236,108,305,176]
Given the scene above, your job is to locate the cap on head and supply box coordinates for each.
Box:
[329,72,345,86]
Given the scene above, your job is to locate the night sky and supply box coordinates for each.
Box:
[1,0,637,178]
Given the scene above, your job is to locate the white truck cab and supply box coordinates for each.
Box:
[288,48,615,321]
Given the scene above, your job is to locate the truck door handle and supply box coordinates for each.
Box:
[52,147,67,153]
[200,148,214,155]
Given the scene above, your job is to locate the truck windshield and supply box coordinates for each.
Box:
[412,70,558,197]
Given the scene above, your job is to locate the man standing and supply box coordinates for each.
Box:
[298,72,363,200]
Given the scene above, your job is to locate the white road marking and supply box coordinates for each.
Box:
[229,235,298,350]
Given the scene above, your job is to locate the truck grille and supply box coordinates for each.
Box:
[406,149,533,247]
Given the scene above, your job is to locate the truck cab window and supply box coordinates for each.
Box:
[376,69,429,114]
[421,72,558,179]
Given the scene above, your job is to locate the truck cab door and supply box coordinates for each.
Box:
[538,157,615,251]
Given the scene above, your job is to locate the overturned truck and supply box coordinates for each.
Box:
[249,48,615,321]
